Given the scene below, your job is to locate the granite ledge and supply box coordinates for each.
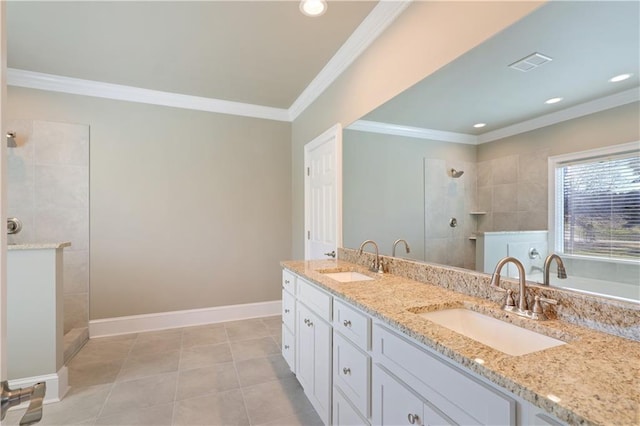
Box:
[8,242,71,250]
[281,259,640,426]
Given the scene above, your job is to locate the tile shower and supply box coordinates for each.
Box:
[7,119,90,360]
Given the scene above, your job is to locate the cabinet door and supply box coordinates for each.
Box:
[372,364,453,426]
[296,302,332,425]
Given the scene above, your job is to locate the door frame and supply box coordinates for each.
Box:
[1,1,8,382]
[304,123,343,260]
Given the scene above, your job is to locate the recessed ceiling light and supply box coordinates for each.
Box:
[609,73,632,83]
[300,0,327,17]
[473,123,486,128]
[545,97,563,104]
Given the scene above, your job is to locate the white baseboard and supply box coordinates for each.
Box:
[8,366,69,409]
[89,300,282,338]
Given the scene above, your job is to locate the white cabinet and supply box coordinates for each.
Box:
[333,332,370,419]
[281,271,296,373]
[373,324,515,425]
[332,299,372,424]
[282,324,295,372]
[282,268,566,426]
[372,364,454,426]
[334,386,369,426]
[283,273,333,425]
[297,300,333,425]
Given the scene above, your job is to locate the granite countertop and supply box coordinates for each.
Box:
[282,259,640,426]
[8,242,71,250]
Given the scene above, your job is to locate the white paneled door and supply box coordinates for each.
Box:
[304,124,342,260]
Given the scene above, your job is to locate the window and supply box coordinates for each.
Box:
[550,143,640,262]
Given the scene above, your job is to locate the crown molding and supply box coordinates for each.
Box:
[349,88,640,145]
[7,68,291,122]
[6,2,412,123]
[349,120,478,144]
[477,87,640,144]
[287,0,412,121]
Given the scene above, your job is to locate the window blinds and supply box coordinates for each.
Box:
[559,151,640,260]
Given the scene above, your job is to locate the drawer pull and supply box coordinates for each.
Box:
[284,345,290,349]
[342,367,351,375]
[343,320,352,327]
[407,413,420,424]
[284,309,290,313]
[284,279,290,284]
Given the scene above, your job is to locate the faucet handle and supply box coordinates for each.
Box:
[532,295,558,316]
[493,286,516,308]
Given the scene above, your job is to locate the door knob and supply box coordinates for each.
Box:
[324,250,336,258]
[1,380,46,425]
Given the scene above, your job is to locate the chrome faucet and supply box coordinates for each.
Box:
[543,254,567,286]
[358,240,382,273]
[392,239,411,257]
[490,256,528,312]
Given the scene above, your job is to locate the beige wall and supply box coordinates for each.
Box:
[8,87,292,319]
[342,129,477,266]
[477,102,640,233]
[291,1,544,259]
[477,102,640,161]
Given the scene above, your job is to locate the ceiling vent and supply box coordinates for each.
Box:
[508,52,553,72]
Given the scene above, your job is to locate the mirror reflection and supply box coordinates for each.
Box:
[343,1,639,302]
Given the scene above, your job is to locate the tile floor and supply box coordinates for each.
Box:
[5,316,323,426]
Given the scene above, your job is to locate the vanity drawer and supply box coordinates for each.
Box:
[333,298,370,350]
[282,289,296,333]
[373,324,515,425]
[334,331,370,418]
[333,386,370,426]
[282,324,295,373]
[298,277,332,322]
[282,269,296,295]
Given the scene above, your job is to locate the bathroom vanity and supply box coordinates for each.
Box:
[281,256,639,426]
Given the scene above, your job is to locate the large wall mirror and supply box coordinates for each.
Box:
[343,1,639,302]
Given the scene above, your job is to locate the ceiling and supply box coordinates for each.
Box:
[361,1,640,138]
[6,1,378,109]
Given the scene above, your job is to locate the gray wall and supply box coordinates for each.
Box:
[342,129,477,267]
[8,87,292,320]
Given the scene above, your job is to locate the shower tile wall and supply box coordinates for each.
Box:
[7,120,89,335]
[424,159,477,270]
[477,149,549,233]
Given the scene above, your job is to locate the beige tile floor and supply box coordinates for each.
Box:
[5,316,323,426]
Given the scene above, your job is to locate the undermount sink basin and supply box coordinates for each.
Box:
[323,271,374,283]
[418,308,566,356]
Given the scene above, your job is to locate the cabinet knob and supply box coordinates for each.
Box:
[284,279,290,284]
[307,320,313,327]
[343,320,352,327]
[284,345,290,349]
[284,309,290,313]
[342,367,351,375]
[304,318,309,325]
[407,414,420,425]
